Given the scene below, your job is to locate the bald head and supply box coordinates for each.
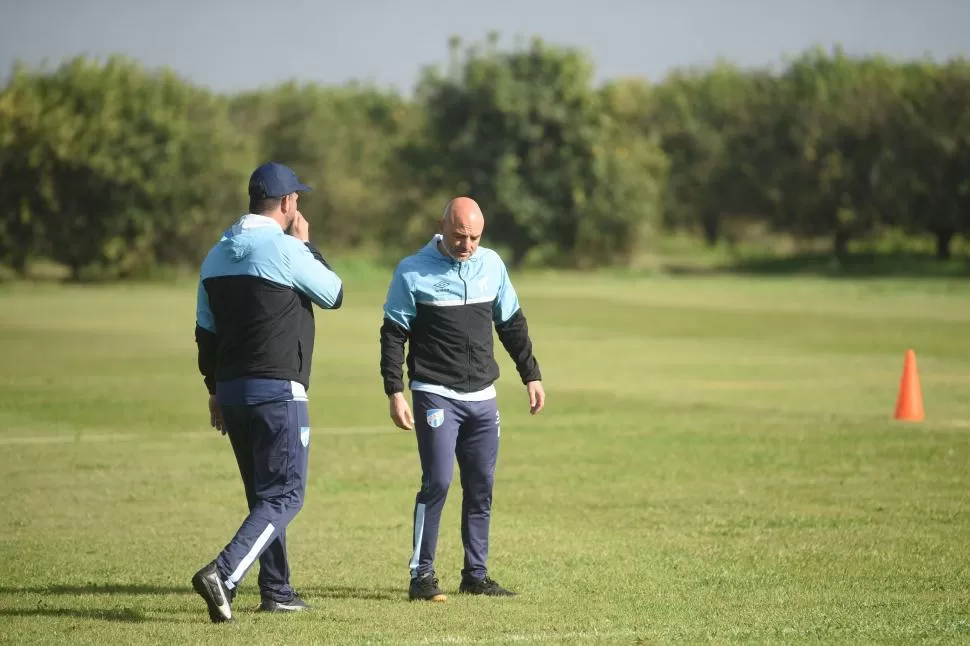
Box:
[441,196,484,225]
[438,197,485,262]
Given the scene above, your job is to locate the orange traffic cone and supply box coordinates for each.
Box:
[894,349,924,422]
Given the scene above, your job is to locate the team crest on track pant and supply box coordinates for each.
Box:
[409,390,501,581]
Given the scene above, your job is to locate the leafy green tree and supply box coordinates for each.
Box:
[406,35,666,267]
[230,82,410,252]
[0,56,253,279]
[645,62,751,245]
[884,59,970,259]
[771,49,901,258]
[0,63,49,275]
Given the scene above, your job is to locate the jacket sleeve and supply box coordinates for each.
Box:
[195,280,218,395]
[380,265,416,395]
[492,259,542,384]
[290,241,344,309]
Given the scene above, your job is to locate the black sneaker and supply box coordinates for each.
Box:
[459,576,516,597]
[259,593,310,613]
[191,561,233,623]
[409,574,448,602]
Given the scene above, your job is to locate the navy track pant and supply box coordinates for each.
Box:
[409,390,501,581]
[214,400,309,601]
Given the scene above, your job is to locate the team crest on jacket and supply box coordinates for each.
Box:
[426,408,445,429]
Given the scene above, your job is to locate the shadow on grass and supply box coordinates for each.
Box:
[0,607,162,623]
[0,582,402,602]
[0,583,186,596]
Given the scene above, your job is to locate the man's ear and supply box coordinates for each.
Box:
[280,195,296,230]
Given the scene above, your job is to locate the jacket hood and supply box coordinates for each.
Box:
[219,214,282,262]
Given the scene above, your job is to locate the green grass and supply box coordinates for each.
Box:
[1,271,969,645]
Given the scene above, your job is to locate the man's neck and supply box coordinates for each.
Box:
[250,211,287,231]
[436,239,458,262]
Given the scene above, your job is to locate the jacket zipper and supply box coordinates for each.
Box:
[458,261,471,389]
[458,261,467,304]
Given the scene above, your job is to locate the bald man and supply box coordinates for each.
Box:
[380,197,545,602]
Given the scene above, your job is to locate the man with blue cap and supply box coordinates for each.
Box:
[190,162,344,623]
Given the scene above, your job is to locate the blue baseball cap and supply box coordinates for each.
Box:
[248,162,312,199]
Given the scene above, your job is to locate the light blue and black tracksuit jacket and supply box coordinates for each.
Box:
[195,214,343,405]
[379,235,541,397]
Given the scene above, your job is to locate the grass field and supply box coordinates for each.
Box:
[1,269,969,645]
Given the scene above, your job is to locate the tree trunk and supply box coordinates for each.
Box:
[833,228,850,261]
[935,229,953,261]
[11,250,28,278]
[509,239,530,269]
[701,212,719,247]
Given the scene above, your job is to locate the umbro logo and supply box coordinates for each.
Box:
[433,280,450,292]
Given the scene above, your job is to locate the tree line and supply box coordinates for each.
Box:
[1,35,968,280]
